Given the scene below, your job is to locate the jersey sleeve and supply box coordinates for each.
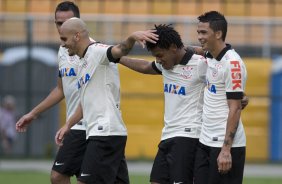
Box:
[107,46,120,63]
[57,46,64,67]
[225,60,244,99]
[91,43,111,65]
[57,46,65,78]
[197,57,207,82]
[152,60,162,74]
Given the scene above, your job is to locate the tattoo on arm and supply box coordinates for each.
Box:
[224,123,239,146]
[224,139,230,146]
[118,41,131,55]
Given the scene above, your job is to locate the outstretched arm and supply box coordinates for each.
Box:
[119,56,159,75]
[16,78,64,132]
[186,45,205,56]
[111,30,158,59]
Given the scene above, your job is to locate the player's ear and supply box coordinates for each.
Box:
[74,32,80,41]
[215,30,222,40]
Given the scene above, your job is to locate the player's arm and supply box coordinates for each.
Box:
[241,92,249,110]
[186,45,205,56]
[119,56,159,75]
[111,30,158,59]
[55,103,83,146]
[16,78,64,132]
[218,97,242,173]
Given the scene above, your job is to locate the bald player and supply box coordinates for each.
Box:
[55,18,158,184]
[16,2,88,184]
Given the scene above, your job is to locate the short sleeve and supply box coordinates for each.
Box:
[225,60,244,99]
[197,57,208,82]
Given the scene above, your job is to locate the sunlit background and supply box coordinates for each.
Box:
[0,0,282,183]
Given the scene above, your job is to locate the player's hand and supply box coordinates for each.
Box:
[131,30,158,48]
[55,125,69,146]
[15,113,36,132]
[241,93,249,110]
[217,148,232,174]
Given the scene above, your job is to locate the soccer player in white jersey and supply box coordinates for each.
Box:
[194,11,247,184]
[120,24,207,184]
[54,18,158,184]
[16,2,88,184]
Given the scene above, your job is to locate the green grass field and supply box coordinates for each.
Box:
[0,171,282,184]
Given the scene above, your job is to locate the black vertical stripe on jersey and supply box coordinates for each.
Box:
[226,92,243,99]
[58,70,62,78]
[205,44,232,61]
[107,46,120,63]
[179,49,193,65]
[82,42,96,58]
[152,62,162,74]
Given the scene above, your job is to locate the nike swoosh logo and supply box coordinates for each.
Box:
[81,173,91,177]
[173,182,183,184]
[55,162,64,166]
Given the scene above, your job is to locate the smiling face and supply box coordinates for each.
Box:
[150,46,178,70]
[197,22,217,53]
[59,26,78,56]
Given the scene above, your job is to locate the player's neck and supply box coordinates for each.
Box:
[175,48,187,65]
[78,39,92,58]
[210,42,226,59]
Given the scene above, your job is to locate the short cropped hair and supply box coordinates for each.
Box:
[55,1,80,18]
[197,11,227,41]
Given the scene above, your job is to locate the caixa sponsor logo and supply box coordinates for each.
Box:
[77,73,91,89]
[206,80,216,94]
[164,83,186,95]
[59,67,76,77]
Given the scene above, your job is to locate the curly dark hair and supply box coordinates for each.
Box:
[197,11,227,41]
[146,24,184,51]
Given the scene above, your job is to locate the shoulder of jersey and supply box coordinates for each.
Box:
[191,53,206,63]
[224,49,242,62]
[58,46,68,55]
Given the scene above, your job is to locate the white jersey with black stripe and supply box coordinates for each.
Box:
[77,43,126,138]
[153,51,207,140]
[58,46,86,130]
[200,45,247,147]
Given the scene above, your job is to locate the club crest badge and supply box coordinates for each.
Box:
[180,66,193,79]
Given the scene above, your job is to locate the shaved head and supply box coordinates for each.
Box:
[60,17,88,38]
[59,17,91,57]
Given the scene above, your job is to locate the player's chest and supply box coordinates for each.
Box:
[206,60,226,82]
[164,65,199,83]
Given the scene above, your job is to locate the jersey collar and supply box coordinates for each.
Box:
[179,49,194,65]
[205,44,232,61]
[81,42,98,58]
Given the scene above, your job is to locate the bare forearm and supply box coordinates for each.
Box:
[112,30,158,59]
[223,102,242,150]
[186,45,205,56]
[30,87,64,117]
[117,38,136,56]
[111,37,136,59]
[120,57,157,74]
[66,104,83,129]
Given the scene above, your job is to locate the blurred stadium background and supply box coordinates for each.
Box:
[0,0,282,166]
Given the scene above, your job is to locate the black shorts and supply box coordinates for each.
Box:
[52,129,87,177]
[78,136,129,184]
[194,142,246,184]
[150,137,199,184]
